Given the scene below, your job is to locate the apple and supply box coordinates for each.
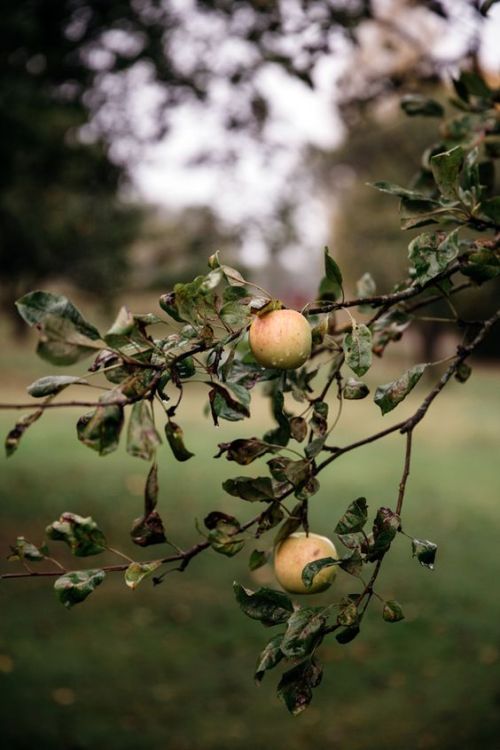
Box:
[249,309,312,370]
[274,531,338,595]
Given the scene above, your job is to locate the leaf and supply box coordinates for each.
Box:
[208,383,250,425]
[383,600,405,623]
[455,362,472,383]
[7,536,46,562]
[343,325,372,377]
[319,247,343,300]
[280,608,327,659]
[165,421,194,462]
[369,181,438,201]
[215,438,278,465]
[223,476,275,502]
[335,497,368,535]
[337,598,359,627]
[54,569,105,609]
[256,503,285,536]
[5,400,50,457]
[130,463,166,547]
[430,146,464,199]
[277,657,323,716]
[27,375,87,398]
[408,230,460,284]
[125,561,162,590]
[16,291,101,365]
[343,378,369,400]
[255,633,284,683]
[249,549,270,571]
[356,272,376,312]
[77,403,124,456]
[462,250,500,283]
[233,582,293,626]
[412,538,437,569]
[368,508,400,561]
[339,549,363,576]
[263,386,291,447]
[125,402,162,461]
[480,196,500,224]
[400,94,444,118]
[267,457,312,489]
[289,417,308,443]
[336,626,360,644]
[46,513,107,556]
[206,514,244,557]
[301,557,339,589]
[374,364,427,415]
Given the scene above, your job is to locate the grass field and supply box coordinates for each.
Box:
[1,336,499,750]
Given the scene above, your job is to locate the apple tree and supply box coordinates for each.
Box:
[2,68,500,715]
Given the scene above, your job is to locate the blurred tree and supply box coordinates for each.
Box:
[0,0,495,327]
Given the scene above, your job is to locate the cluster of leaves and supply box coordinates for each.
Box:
[2,68,500,715]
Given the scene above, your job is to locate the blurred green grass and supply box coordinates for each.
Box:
[1,340,499,750]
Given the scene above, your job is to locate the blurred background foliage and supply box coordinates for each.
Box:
[1,1,500,748]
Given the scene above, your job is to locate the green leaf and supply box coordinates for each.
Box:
[263,386,291,447]
[7,536,46,562]
[337,598,359,627]
[430,146,464,199]
[255,633,284,683]
[16,291,101,365]
[455,362,472,384]
[125,561,162,590]
[249,549,270,571]
[233,582,294,626]
[46,513,107,556]
[27,375,87,398]
[319,247,343,300]
[368,508,400,561]
[462,250,500,283]
[356,272,377,312]
[343,325,372,377]
[215,438,278,465]
[343,378,369,400]
[207,514,244,557]
[339,549,363,576]
[335,497,368,535]
[336,626,360,644]
[208,383,250,425]
[369,181,438,201]
[408,230,460,284]
[130,463,166,547]
[267,457,312,489]
[126,402,162,461]
[223,476,275,502]
[256,503,285,536]
[301,557,339,589]
[400,94,444,118]
[77,402,124,456]
[374,364,427,415]
[54,569,105,609]
[480,197,500,224]
[412,538,437,569]
[280,608,327,659]
[277,657,323,716]
[165,421,194,462]
[383,600,405,623]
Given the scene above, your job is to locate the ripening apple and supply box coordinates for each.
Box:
[249,309,312,370]
[274,532,338,595]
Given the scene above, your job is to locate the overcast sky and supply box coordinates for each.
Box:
[125,1,500,270]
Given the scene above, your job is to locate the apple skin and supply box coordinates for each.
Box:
[249,309,312,370]
[274,532,338,595]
